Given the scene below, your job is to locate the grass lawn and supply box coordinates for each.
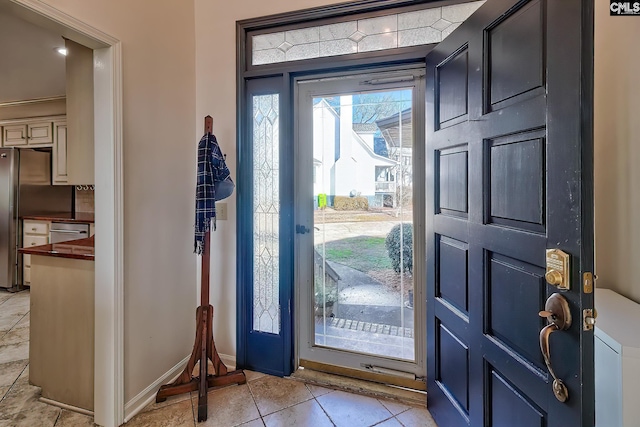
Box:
[316,236,392,273]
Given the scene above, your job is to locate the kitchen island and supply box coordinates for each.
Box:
[20,235,94,260]
[21,212,95,224]
[19,236,94,413]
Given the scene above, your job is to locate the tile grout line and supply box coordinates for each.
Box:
[53,408,63,426]
[305,384,337,427]
[7,362,29,393]
[370,414,405,427]
[244,375,267,425]
[249,376,318,419]
[311,386,417,427]
[313,396,337,427]
[190,388,196,427]
[377,398,414,417]
[0,362,35,423]
[0,317,24,341]
[0,292,15,341]
[0,294,15,309]
[363,398,395,427]
[0,310,30,342]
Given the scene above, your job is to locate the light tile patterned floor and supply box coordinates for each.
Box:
[0,289,438,427]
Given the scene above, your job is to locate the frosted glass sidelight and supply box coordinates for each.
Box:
[251,1,485,65]
[252,94,280,334]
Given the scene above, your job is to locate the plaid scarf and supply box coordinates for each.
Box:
[194,133,234,254]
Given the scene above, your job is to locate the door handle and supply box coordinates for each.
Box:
[538,293,571,403]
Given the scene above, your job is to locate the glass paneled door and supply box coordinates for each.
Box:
[296,69,426,383]
[238,77,293,377]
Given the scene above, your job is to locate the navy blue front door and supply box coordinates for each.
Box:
[425,0,595,426]
[237,77,293,377]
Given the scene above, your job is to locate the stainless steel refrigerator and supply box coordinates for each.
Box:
[0,148,73,290]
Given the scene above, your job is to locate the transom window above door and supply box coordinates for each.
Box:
[251,1,485,66]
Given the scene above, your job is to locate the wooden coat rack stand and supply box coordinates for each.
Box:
[156,116,246,422]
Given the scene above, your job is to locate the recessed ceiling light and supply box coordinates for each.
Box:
[55,47,68,56]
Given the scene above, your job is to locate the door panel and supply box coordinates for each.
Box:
[426,0,594,426]
[437,47,469,127]
[489,370,545,427]
[487,130,546,232]
[438,147,468,217]
[488,253,546,369]
[238,77,293,377]
[486,0,544,109]
[438,237,468,313]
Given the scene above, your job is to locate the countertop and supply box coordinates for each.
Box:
[21,212,95,223]
[19,235,95,261]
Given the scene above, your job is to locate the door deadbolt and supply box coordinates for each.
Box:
[546,249,570,290]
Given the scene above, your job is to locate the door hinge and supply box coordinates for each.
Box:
[583,309,597,331]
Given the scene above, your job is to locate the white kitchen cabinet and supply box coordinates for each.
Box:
[1,116,62,148]
[52,121,68,185]
[0,116,73,185]
[22,220,50,286]
[595,288,640,427]
[24,220,49,235]
[23,235,49,247]
[27,121,53,145]
[3,124,28,146]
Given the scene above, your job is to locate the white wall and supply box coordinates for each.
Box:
[334,135,382,198]
[359,131,375,150]
[313,102,337,197]
[312,99,393,199]
[195,0,348,360]
[356,137,375,197]
[594,0,640,303]
[38,0,197,403]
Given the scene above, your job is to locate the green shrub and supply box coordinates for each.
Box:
[334,196,369,211]
[385,223,413,273]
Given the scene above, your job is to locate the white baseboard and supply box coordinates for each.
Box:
[39,397,94,417]
[219,353,236,371]
[123,355,189,423]
[123,353,237,423]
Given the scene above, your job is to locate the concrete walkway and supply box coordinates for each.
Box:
[315,261,416,361]
[312,218,416,360]
[328,261,414,330]
[315,321,415,361]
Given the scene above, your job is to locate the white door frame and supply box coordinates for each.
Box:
[9,1,124,426]
[294,67,427,381]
